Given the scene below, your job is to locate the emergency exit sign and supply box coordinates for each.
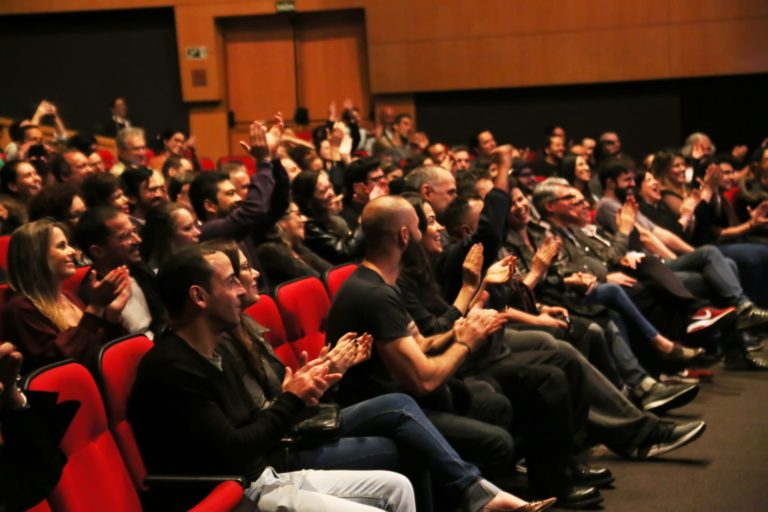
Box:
[276,0,295,12]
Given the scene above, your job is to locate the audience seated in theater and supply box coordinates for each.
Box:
[160,155,194,187]
[2,219,128,373]
[80,172,131,214]
[469,130,498,171]
[733,145,768,230]
[0,160,43,234]
[221,161,251,201]
[373,113,416,161]
[149,129,200,173]
[189,118,289,263]
[128,244,554,512]
[327,196,710,508]
[119,166,167,227]
[0,342,76,511]
[291,170,363,264]
[49,148,93,187]
[561,155,599,207]
[74,207,167,339]
[254,202,331,291]
[532,135,565,178]
[28,183,86,234]
[680,132,716,181]
[595,132,625,165]
[140,202,200,272]
[167,171,195,212]
[340,157,388,231]
[110,127,147,177]
[594,160,768,369]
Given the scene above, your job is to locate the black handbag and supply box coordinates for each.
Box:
[284,403,342,446]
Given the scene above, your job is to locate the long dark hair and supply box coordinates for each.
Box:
[400,195,451,316]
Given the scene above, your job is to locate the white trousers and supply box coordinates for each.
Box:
[246,467,415,512]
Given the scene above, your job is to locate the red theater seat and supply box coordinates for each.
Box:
[0,235,11,272]
[324,263,357,300]
[23,360,246,512]
[275,277,330,363]
[245,295,299,370]
[61,266,91,298]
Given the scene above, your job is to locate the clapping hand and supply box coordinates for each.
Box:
[321,332,373,375]
[282,356,342,407]
[462,243,484,289]
[484,255,516,285]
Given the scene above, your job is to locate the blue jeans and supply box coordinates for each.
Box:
[717,243,768,307]
[603,318,649,389]
[666,245,746,307]
[288,394,498,512]
[586,283,659,340]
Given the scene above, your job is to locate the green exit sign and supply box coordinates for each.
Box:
[276,0,295,12]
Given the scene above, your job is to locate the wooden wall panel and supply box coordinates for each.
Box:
[669,18,768,77]
[369,25,672,93]
[223,15,297,123]
[189,103,229,160]
[295,10,369,121]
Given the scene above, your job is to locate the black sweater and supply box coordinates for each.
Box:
[127,331,305,480]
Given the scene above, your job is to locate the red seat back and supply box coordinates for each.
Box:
[244,296,299,370]
[97,149,116,172]
[24,362,143,512]
[143,149,155,165]
[199,157,216,172]
[98,335,155,491]
[26,500,52,512]
[275,277,330,362]
[0,234,11,272]
[217,156,256,176]
[62,266,91,298]
[324,263,357,300]
[275,277,330,341]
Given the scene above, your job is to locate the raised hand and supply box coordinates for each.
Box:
[239,120,269,161]
[462,243,484,288]
[265,112,284,157]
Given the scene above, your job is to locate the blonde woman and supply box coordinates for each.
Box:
[2,219,130,373]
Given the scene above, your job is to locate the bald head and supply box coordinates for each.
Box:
[362,195,421,255]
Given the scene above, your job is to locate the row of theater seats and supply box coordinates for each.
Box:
[94,147,259,176]
[19,264,358,512]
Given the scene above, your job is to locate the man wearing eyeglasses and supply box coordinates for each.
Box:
[341,157,389,231]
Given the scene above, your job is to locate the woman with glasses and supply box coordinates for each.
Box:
[255,202,332,292]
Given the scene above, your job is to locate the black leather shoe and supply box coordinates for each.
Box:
[724,354,768,371]
[737,305,768,332]
[571,464,614,488]
[556,487,603,509]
